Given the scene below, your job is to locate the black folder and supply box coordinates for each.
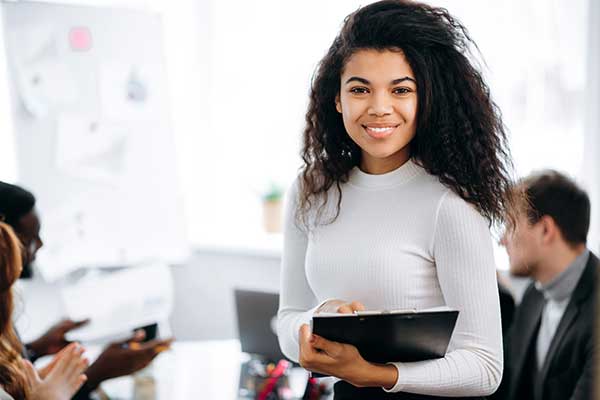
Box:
[311,309,459,365]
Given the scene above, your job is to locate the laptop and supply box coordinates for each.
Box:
[234,289,288,362]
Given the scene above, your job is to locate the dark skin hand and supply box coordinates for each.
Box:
[303,299,398,389]
[27,319,91,357]
[84,330,174,390]
[299,325,398,389]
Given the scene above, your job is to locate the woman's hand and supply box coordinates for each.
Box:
[37,343,76,379]
[22,342,88,400]
[298,324,398,388]
[315,299,366,314]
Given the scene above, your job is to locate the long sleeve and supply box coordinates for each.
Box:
[569,334,595,400]
[277,180,320,362]
[385,191,503,396]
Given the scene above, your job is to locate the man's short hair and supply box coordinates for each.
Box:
[520,170,590,246]
[0,181,36,228]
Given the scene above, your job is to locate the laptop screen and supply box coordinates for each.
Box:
[234,289,288,362]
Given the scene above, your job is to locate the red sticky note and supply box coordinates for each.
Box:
[69,27,92,51]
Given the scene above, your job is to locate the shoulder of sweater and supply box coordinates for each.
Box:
[436,188,485,217]
[0,387,15,400]
[431,189,490,242]
[285,175,304,204]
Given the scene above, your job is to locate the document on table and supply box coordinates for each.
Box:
[62,263,173,344]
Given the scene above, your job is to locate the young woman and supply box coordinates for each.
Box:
[277,1,515,399]
[0,222,88,400]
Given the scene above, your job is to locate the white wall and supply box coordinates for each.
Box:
[583,0,600,253]
[0,6,18,183]
[170,251,281,340]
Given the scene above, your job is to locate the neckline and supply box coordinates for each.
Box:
[347,159,424,189]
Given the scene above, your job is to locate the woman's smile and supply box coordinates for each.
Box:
[362,123,400,139]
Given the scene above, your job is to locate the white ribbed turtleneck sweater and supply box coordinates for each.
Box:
[277,159,503,396]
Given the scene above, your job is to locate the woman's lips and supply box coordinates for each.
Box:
[362,124,399,139]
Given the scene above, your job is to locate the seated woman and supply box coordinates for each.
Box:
[0,221,88,400]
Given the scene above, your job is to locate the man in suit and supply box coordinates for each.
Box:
[0,181,172,399]
[498,170,597,400]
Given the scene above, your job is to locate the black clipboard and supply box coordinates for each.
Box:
[311,309,459,374]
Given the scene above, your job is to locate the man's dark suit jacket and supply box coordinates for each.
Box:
[501,252,598,400]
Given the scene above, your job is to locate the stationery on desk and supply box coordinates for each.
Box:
[310,307,459,377]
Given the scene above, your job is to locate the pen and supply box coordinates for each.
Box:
[257,360,289,400]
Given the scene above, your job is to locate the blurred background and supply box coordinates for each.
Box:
[0,0,598,398]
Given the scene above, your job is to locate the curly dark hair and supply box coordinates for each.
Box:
[298,0,515,228]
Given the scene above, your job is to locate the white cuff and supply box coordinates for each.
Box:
[292,299,336,342]
[382,362,405,393]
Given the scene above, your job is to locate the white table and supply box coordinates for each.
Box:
[99,340,247,400]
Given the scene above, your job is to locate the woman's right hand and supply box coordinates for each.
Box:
[22,342,88,400]
[315,299,366,314]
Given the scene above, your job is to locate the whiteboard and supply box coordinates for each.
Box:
[1,1,188,280]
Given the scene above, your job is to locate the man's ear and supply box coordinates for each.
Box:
[539,215,559,245]
[335,94,342,114]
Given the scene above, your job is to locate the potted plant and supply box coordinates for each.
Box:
[262,183,284,233]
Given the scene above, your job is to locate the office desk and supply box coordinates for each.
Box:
[99,340,247,400]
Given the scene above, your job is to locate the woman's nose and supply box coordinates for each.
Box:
[367,92,393,116]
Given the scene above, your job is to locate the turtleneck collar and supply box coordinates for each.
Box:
[347,158,425,189]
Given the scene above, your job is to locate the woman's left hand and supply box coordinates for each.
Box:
[298,324,397,388]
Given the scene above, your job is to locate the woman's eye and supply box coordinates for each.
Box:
[349,87,369,94]
[393,87,411,95]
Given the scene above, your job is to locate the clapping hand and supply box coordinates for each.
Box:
[22,342,88,400]
[84,330,174,390]
[27,319,90,358]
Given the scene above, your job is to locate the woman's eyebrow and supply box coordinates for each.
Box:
[345,76,370,85]
[391,77,416,84]
[344,76,416,85]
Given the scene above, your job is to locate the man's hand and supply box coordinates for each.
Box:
[22,342,88,400]
[27,319,90,358]
[84,330,174,390]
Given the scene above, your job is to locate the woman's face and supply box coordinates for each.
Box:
[336,49,418,174]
